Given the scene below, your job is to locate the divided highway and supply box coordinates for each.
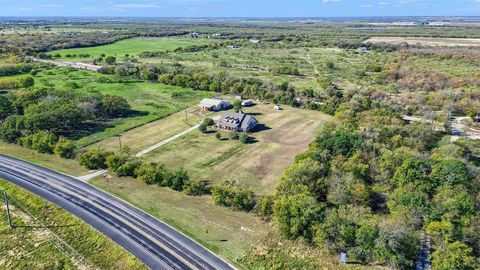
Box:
[0,154,235,270]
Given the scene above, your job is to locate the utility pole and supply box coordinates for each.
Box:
[185,109,188,123]
[117,135,122,151]
[3,191,12,230]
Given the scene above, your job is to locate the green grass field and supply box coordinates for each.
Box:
[26,68,214,147]
[0,179,146,270]
[52,37,216,59]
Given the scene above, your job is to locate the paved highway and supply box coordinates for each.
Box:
[0,154,235,270]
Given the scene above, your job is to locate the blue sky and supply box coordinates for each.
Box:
[1,0,480,17]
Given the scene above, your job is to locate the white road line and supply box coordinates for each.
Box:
[135,124,201,157]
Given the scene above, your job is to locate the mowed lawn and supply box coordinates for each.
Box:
[52,37,216,59]
[29,68,213,147]
[133,102,331,194]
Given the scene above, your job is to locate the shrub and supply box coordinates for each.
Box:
[135,163,166,185]
[203,118,215,126]
[239,133,249,144]
[20,131,58,154]
[54,137,76,158]
[199,124,208,133]
[215,132,221,140]
[79,148,113,170]
[211,181,256,211]
[184,180,211,196]
[163,167,190,191]
[230,132,240,140]
[117,160,142,177]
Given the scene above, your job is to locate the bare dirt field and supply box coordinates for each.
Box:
[365,37,480,47]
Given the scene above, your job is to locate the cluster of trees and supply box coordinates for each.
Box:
[270,84,480,269]
[19,131,76,158]
[0,87,131,154]
[78,147,210,195]
[211,181,256,211]
[0,62,48,76]
[101,64,304,107]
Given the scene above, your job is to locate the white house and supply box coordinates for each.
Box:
[199,98,231,111]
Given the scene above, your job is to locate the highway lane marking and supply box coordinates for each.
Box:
[1,160,213,269]
[0,168,177,270]
[0,163,198,270]
[0,155,236,270]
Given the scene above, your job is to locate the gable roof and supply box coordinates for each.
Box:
[200,98,228,108]
[218,111,245,129]
[218,111,257,130]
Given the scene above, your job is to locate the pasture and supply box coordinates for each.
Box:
[27,68,213,147]
[52,37,216,59]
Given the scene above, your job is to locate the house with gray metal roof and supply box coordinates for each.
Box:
[217,111,258,132]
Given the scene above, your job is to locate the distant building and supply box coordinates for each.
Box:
[249,39,260,44]
[227,45,239,49]
[199,98,231,111]
[217,112,258,132]
[274,104,281,110]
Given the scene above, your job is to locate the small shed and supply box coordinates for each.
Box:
[274,104,281,110]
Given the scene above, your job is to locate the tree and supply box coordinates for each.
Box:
[136,163,166,185]
[233,100,242,111]
[430,159,470,188]
[79,148,113,170]
[392,157,431,189]
[105,56,116,65]
[21,76,34,88]
[431,242,477,270]
[54,137,76,158]
[100,95,130,118]
[0,95,14,120]
[0,115,23,143]
[199,124,207,133]
[274,186,324,240]
[215,132,221,140]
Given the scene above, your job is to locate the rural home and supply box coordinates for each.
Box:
[241,99,254,107]
[199,98,231,111]
[217,112,258,132]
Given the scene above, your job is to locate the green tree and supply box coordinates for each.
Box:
[105,56,116,65]
[274,186,324,240]
[431,241,477,270]
[54,137,76,158]
[79,148,113,170]
[430,159,470,188]
[233,100,242,111]
[100,95,130,118]
[0,96,14,120]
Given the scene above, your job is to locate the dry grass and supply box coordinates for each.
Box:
[136,101,331,194]
[89,175,271,269]
[365,37,480,47]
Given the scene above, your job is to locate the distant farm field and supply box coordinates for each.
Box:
[52,37,216,58]
[365,36,480,47]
